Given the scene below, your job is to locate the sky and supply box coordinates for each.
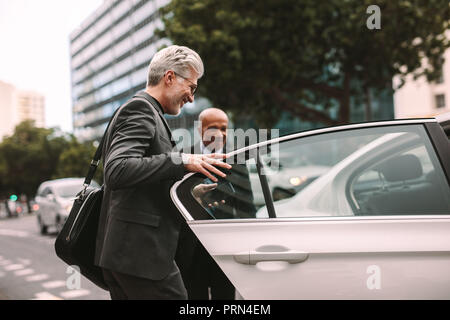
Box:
[0,0,103,132]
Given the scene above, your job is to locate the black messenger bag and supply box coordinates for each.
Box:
[54,102,125,290]
[54,183,106,289]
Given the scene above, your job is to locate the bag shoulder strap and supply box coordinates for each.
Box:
[82,92,152,187]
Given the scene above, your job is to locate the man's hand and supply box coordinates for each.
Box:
[192,183,217,204]
[183,153,231,182]
[192,183,226,208]
[192,183,218,198]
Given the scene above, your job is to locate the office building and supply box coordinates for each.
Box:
[0,80,45,141]
[70,0,202,142]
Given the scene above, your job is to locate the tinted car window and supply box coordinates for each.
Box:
[175,156,265,220]
[190,161,259,220]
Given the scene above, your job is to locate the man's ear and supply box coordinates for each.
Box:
[165,70,175,86]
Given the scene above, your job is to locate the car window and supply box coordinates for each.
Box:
[187,160,261,220]
[175,124,450,221]
[256,124,450,218]
[352,144,449,215]
[40,187,52,197]
[55,183,83,198]
[36,186,45,197]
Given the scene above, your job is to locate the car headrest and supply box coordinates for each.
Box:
[375,154,423,182]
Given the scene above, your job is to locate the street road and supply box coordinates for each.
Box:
[0,214,110,300]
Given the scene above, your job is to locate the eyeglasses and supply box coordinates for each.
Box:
[174,72,198,95]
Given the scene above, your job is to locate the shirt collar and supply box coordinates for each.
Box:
[139,91,165,115]
[200,141,223,154]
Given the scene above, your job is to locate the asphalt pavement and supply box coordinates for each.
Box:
[0,213,110,300]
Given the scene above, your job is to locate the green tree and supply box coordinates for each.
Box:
[0,154,12,216]
[53,136,104,185]
[160,0,450,126]
[0,121,70,210]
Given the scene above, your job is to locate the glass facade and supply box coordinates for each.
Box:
[70,0,175,141]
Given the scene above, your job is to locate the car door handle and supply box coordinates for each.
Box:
[233,251,309,265]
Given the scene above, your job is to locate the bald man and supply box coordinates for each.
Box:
[175,108,236,300]
[196,108,229,154]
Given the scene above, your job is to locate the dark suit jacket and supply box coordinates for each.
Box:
[94,91,186,281]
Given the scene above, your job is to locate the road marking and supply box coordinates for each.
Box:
[0,260,12,266]
[32,292,63,300]
[26,274,49,282]
[0,271,5,278]
[14,268,34,276]
[0,229,29,238]
[17,258,31,265]
[60,289,90,299]
[42,280,66,289]
[4,264,24,271]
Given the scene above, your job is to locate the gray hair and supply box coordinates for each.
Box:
[147,45,204,86]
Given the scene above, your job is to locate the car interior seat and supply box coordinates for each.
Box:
[361,154,447,215]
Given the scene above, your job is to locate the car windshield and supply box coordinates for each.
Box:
[55,183,83,198]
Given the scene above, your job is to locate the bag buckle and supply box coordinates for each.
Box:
[79,183,90,200]
[91,160,100,166]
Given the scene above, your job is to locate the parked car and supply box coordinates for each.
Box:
[170,116,450,299]
[35,178,100,234]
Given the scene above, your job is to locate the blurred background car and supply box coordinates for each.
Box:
[8,200,25,217]
[0,200,27,218]
[34,178,100,235]
[247,154,330,206]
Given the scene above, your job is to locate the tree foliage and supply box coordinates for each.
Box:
[0,121,101,200]
[0,121,63,199]
[159,0,450,126]
[53,137,103,185]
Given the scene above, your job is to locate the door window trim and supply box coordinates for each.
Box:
[184,215,450,225]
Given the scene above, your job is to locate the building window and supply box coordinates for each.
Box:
[435,94,446,109]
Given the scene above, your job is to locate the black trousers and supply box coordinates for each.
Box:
[102,262,188,300]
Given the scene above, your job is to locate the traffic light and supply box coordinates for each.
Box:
[10,194,18,202]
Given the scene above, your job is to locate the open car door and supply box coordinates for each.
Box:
[171,120,450,299]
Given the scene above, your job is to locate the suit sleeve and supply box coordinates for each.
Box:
[104,101,185,190]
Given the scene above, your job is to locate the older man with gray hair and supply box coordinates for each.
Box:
[95,45,231,300]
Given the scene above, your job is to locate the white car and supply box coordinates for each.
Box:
[171,117,450,299]
[35,178,99,234]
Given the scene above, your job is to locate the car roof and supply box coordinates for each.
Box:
[38,178,84,189]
